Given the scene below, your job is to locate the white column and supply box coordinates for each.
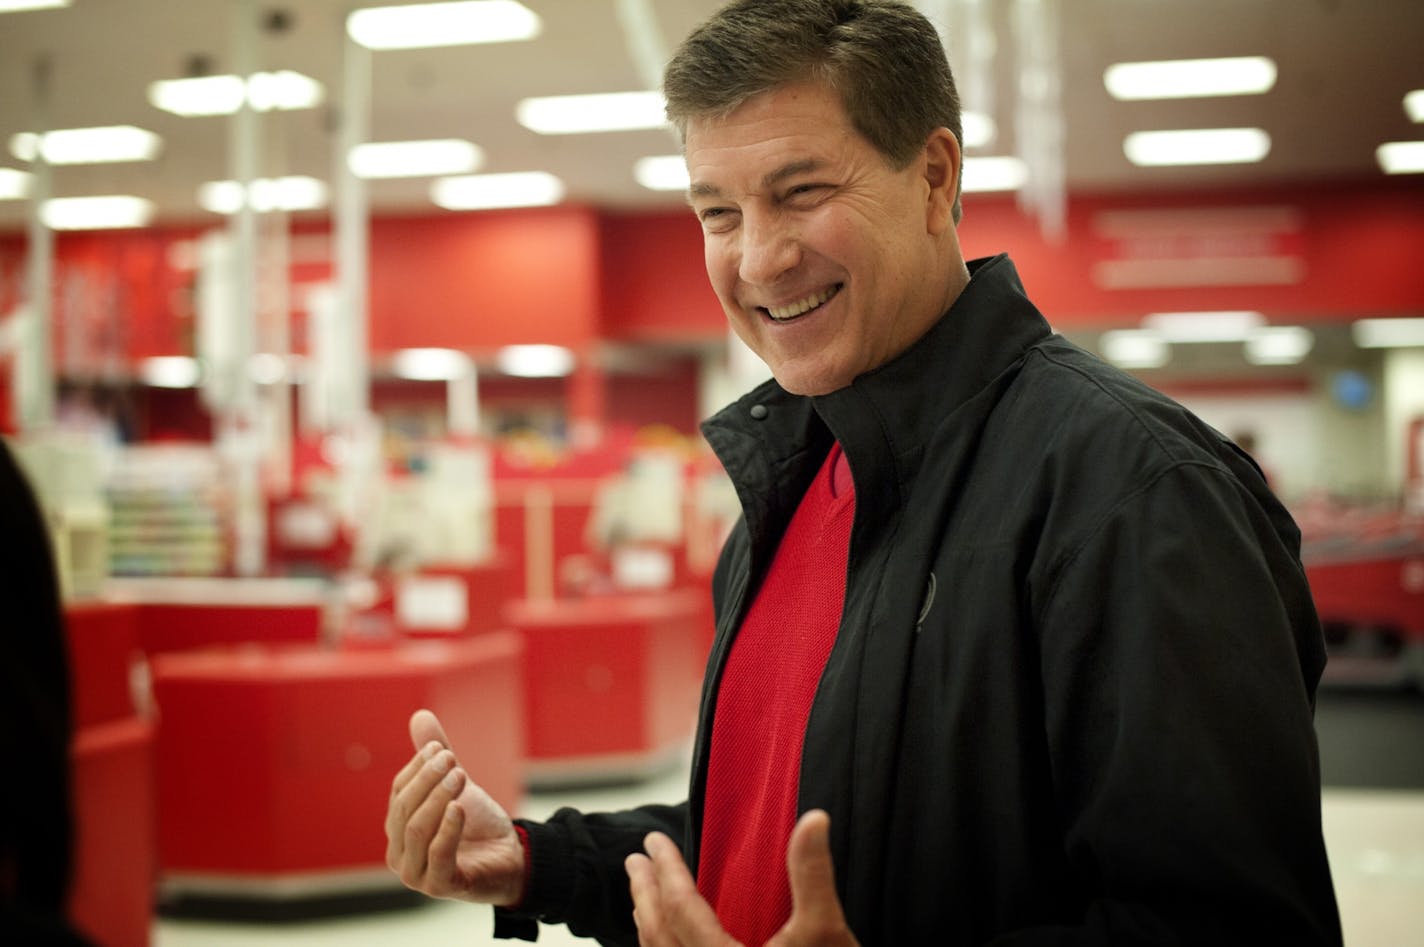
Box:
[17,55,54,433]
[334,25,371,425]
[226,0,265,576]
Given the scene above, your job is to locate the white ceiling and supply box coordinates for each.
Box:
[0,0,1421,232]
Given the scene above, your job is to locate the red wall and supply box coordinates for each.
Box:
[2,180,1421,369]
[368,205,604,352]
[0,226,202,364]
[957,182,1424,326]
[0,205,606,366]
[591,181,1424,340]
[599,211,724,343]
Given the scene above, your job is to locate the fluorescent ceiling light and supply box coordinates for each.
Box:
[0,167,31,199]
[962,156,1028,192]
[150,75,245,116]
[148,71,324,116]
[10,126,162,164]
[1124,128,1270,167]
[393,348,472,381]
[1144,310,1264,342]
[348,139,482,178]
[1353,317,1424,348]
[961,110,995,149]
[140,356,201,388]
[1245,326,1313,365]
[0,0,70,10]
[431,171,564,210]
[497,344,574,378]
[1100,330,1169,369]
[1377,141,1424,175]
[634,155,688,192]
[516,91,667,135]
[198,176,328,214]
[248,353,295,385]
[41,195,154,230]
[1406,90,1424,123]
[248,71,324,111]
[1104,57,1277,100]
[347,0,540,50]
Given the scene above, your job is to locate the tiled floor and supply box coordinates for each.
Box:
[1321,789,1424,946]
[153,795,1424,947]
[154,692,1424,947]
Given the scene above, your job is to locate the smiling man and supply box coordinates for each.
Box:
[683,78,967,397]
[384,2,1343,944]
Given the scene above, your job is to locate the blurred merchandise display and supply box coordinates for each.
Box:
[105,445,230,577]
[9,432,111,599]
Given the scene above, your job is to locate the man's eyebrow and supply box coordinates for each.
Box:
[763,159,822,188]
[685,158,826,204]
[686,180,721,203]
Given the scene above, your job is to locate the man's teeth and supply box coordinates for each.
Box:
[766,285,839,321]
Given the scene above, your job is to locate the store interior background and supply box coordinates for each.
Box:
[1,0,1422,944]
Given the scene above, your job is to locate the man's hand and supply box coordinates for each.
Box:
[625,809,861,947]
[384,709,526,905]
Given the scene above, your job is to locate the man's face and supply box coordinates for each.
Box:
[684,81,946,396]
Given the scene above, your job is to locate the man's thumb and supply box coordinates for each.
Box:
[410,708,452,752]
[786,809,841,917]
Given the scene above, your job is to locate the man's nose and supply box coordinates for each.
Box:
[738,214,800,285]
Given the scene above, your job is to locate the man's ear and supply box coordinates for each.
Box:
[922,127,960,235]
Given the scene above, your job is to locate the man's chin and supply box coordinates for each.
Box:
[772,370,853,398]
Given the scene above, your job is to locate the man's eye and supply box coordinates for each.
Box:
[698,207,738,232]
[785,183,827,201]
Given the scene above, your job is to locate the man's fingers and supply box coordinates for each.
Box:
[389,740,444,803]
[387,749,463,880]
[398,763,466,885]
[644,832,738,946]
[424,799,466,896]
[784,810,846,928]
[626,852,668,945]
[384,743,442,862]
[390,709,463,889]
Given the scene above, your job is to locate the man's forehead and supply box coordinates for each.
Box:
[686,157,827,202]
[682,92,855,201]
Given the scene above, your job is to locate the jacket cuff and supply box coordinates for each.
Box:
[491,912,538,941]
[491,818,579,936]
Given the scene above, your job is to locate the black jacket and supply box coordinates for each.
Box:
[500,255,1342,945]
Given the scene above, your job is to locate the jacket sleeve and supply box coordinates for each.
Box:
[1002,462,1342,946]
[492,801,688,945]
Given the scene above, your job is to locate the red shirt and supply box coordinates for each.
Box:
[697,444,854,944]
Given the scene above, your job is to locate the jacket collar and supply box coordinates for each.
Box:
[815,253,1051,456]
[702,254,1052,531]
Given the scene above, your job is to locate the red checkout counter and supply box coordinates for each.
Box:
[62,575,525,934]
[1296,499,1424,687]
[148,633,523,909]
[1304,522,1424,686]
[64,600,151,947]
[63,578,331,940]
[61,569,712,934]
[503,588,710,787]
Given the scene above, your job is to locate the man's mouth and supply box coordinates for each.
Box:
[761,284,843,322]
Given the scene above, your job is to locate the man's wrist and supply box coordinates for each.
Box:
[497,824,534,909]
[497,818,581,921]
